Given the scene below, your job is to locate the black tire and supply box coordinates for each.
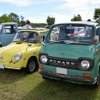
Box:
[42,76,51,80]
[26,58,38,74]
[42,76,48,79]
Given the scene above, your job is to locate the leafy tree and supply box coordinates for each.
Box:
[31,23,47,28]
[46,16,55,26]
[0,12,47,27]
[0,14,14,23]
[71,14,82,21]
[94,8,100,25]
[94,8,100,19]
[20,16,24,22]
[9,12,19,22]
[19,16,25,26]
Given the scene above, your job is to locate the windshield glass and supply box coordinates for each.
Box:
[13,31,38,43]
[46,24,94,44]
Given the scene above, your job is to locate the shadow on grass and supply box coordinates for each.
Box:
[23,78,99,100]
[0,69,27,84]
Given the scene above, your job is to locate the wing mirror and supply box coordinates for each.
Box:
[16,40,22,44]
[28,43,32,46]
[93,35,99,44]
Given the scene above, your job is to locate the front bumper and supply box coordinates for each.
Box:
[39,69,94,84]
[0,63,23,70]
[0,58,26,70]
[0,64,21,70]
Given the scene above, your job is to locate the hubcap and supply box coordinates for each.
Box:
[29,61,35,72]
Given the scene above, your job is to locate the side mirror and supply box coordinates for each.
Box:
[93,35,99,44]
[28,43,32,46]
[16,40,22,44]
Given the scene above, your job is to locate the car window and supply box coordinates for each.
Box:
[96,27,100,36]
[46,24,94,44]
[14,31,38,43]
[2,25,16,34]
[40,32,48,42]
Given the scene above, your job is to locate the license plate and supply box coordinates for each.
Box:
[0,64,4,69]
[56,67,67,75]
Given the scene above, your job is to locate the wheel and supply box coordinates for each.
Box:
[42,76,48,79]
[42,76,51,80]
[26,58,38,74]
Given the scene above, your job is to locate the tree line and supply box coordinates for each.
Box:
[71,8,100,24]
[0,8,100,27]
[0,12,55,27]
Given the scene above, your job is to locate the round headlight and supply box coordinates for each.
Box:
[12,52,22,63]
[80,60,90,70]
[40,55,48,64]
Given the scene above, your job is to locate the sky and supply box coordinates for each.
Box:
[0,0,100,23]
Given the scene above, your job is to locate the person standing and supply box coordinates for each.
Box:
[23,20,33,29]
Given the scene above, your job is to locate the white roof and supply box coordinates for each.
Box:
[54,21,98,26]
[1,22,18,25]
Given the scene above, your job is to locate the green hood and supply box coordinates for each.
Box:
[41,43,95,59]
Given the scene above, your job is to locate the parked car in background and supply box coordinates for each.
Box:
[39,21,100,87]
[0,29,48,73]
[0,22,18,47]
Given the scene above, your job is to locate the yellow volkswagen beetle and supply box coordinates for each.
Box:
[0,29,48,73]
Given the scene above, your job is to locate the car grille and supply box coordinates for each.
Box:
[47,57,79,70]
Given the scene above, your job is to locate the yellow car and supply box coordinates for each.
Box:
[0,29,48,73]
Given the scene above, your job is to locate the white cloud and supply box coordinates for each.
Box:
[0,0,99,23]
[0,0,60,6]
[71,10,94,21]
[31,0,60,4]
[27,17,47,23]
[27,10,94,24]
[28,13,72,24]
[54,14,71,23]
[54,0,100,22]
[0,0,33,6]
[18,11,29,16]
[91,0,100,4]
[44,13,71,23]
[55,0,100,11]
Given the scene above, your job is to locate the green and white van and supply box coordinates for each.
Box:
[39,22,100,87]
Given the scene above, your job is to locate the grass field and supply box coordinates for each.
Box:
[0,69,100,100]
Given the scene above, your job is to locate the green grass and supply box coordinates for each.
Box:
[0,69,100,100]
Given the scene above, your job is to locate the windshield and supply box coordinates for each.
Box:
[13,31,38,43]
[46,24,94,44]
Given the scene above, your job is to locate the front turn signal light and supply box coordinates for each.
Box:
[39,66,44,69]
[84,73,91,78]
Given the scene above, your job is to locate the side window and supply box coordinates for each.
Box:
[50,26,67,41]
[2,26,11,34]
[10,25,16,33]
[40,32,48,42]
[96,28,100,36]
[2,25,16,34]
[96,27,100,42]
[28,32,38,43]
[50,26,60,41]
